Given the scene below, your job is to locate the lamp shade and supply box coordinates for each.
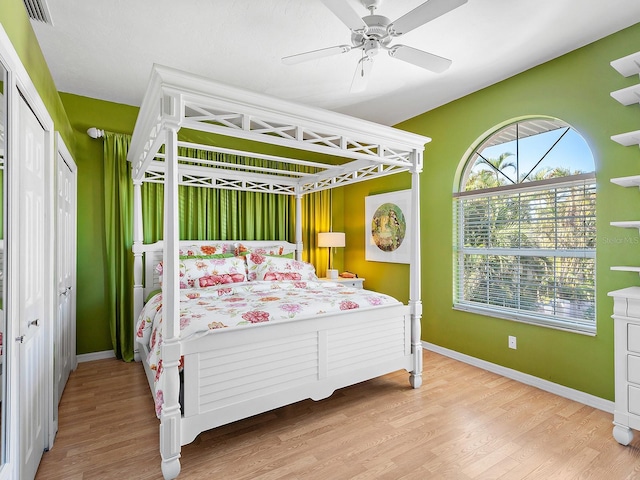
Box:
[317,232,345,248]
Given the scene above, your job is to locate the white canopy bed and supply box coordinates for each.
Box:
[127,64,430,479]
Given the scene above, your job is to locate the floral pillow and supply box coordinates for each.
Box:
[182,256,247,288]
[179,243,233,258]
[234,242,293,258]
[156,256,247,288]
[246,254,317,282]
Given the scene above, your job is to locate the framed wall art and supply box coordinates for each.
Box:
[365,189,411,264]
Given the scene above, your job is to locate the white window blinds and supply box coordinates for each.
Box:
[454,174,596,333]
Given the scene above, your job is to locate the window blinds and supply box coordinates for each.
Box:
[454,176,596,333]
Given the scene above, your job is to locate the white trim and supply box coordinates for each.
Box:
[454,172,595,199]
[76,350,116,363]
[0,28,14,480]
[0,21,57,480]
[422,341,614,413]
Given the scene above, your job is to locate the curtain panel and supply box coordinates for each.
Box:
[103,132,134,360]
[102,133,330,360]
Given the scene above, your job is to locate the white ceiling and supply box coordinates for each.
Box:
[30,0,640,126]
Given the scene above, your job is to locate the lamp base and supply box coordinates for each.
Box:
[327,269,338,279]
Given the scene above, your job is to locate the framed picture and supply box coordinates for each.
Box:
[365,189,411,264]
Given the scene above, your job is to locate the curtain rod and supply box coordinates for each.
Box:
[87,127,104,139]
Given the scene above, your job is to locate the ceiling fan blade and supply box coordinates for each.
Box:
[389,0,468,36]
[321,0,368,31]
[350,57,374,93]
[282,45,352,65]
[388,45,452,73]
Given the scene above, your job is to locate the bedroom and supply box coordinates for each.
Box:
[1,0,640,478]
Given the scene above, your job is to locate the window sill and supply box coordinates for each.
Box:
[452,303,596,336]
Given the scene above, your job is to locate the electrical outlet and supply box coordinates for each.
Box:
[508,335,517,349]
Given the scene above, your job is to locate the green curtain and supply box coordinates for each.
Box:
[103,134,331,360]
[103,133,134,360]
[300,190,330,268]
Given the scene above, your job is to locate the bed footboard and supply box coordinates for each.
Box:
[179,304,413,445]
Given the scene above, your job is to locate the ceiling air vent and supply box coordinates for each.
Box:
[23,0,53,25]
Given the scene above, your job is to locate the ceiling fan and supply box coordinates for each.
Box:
[282,0,468,92]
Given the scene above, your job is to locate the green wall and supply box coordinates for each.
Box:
[59,94,139,354]
[338,172,412,303]
[344,23,640,401]
[0,0,74,148]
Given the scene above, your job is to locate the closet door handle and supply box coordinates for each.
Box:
[29,318,40,327]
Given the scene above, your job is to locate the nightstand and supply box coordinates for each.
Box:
[320,277,365,289]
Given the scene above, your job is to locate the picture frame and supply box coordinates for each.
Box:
[365,189,411,264]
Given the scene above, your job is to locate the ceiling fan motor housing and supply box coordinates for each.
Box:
[351,14,392,56]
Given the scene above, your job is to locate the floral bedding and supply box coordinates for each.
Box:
[136,280,401,417]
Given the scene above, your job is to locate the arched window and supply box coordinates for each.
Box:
[453,118,596,334]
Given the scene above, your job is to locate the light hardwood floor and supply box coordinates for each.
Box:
[36,350,640,480]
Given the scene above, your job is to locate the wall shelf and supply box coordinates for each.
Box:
[610,51,640,150]
[611,266,640,273]
[611,221,640,231]
[609,50,640,448]
[612,130,640,147]
[611,83,640,106]
[611,175,640,188]
[611,51,640,77]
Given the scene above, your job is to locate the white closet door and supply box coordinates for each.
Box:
[55,144,76,405]
[17,95,46,480]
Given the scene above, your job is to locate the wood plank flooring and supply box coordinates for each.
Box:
[36,350,640,479]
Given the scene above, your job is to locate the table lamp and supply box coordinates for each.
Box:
[317,232,345,279]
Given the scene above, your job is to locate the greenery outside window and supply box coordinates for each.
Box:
[453,118,596,334]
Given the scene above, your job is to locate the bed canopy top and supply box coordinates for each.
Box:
[127,64,431,193]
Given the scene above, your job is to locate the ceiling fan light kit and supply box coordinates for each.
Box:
[282,0,467,91]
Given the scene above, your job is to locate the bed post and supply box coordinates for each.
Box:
[409,160,423,389]
[160,124,182,480]
[132,179,144,362]
[295,192,303,261]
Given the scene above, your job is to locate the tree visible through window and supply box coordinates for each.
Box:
[454,118,596,333]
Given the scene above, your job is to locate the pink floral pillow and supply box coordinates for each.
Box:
[157,256,247,288]
[246,254,317,282]
[233,242,293,258]
[181,257,247,288]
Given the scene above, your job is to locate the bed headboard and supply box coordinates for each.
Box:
[140,240,298,302]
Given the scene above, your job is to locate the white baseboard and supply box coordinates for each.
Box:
[422,341,614,414]
[76,350,116,363]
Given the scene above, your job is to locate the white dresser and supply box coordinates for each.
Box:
[609,287,640,445]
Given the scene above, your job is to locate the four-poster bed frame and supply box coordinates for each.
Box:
[127,64,430,479]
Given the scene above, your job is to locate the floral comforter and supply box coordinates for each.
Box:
[136,280,401,417]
